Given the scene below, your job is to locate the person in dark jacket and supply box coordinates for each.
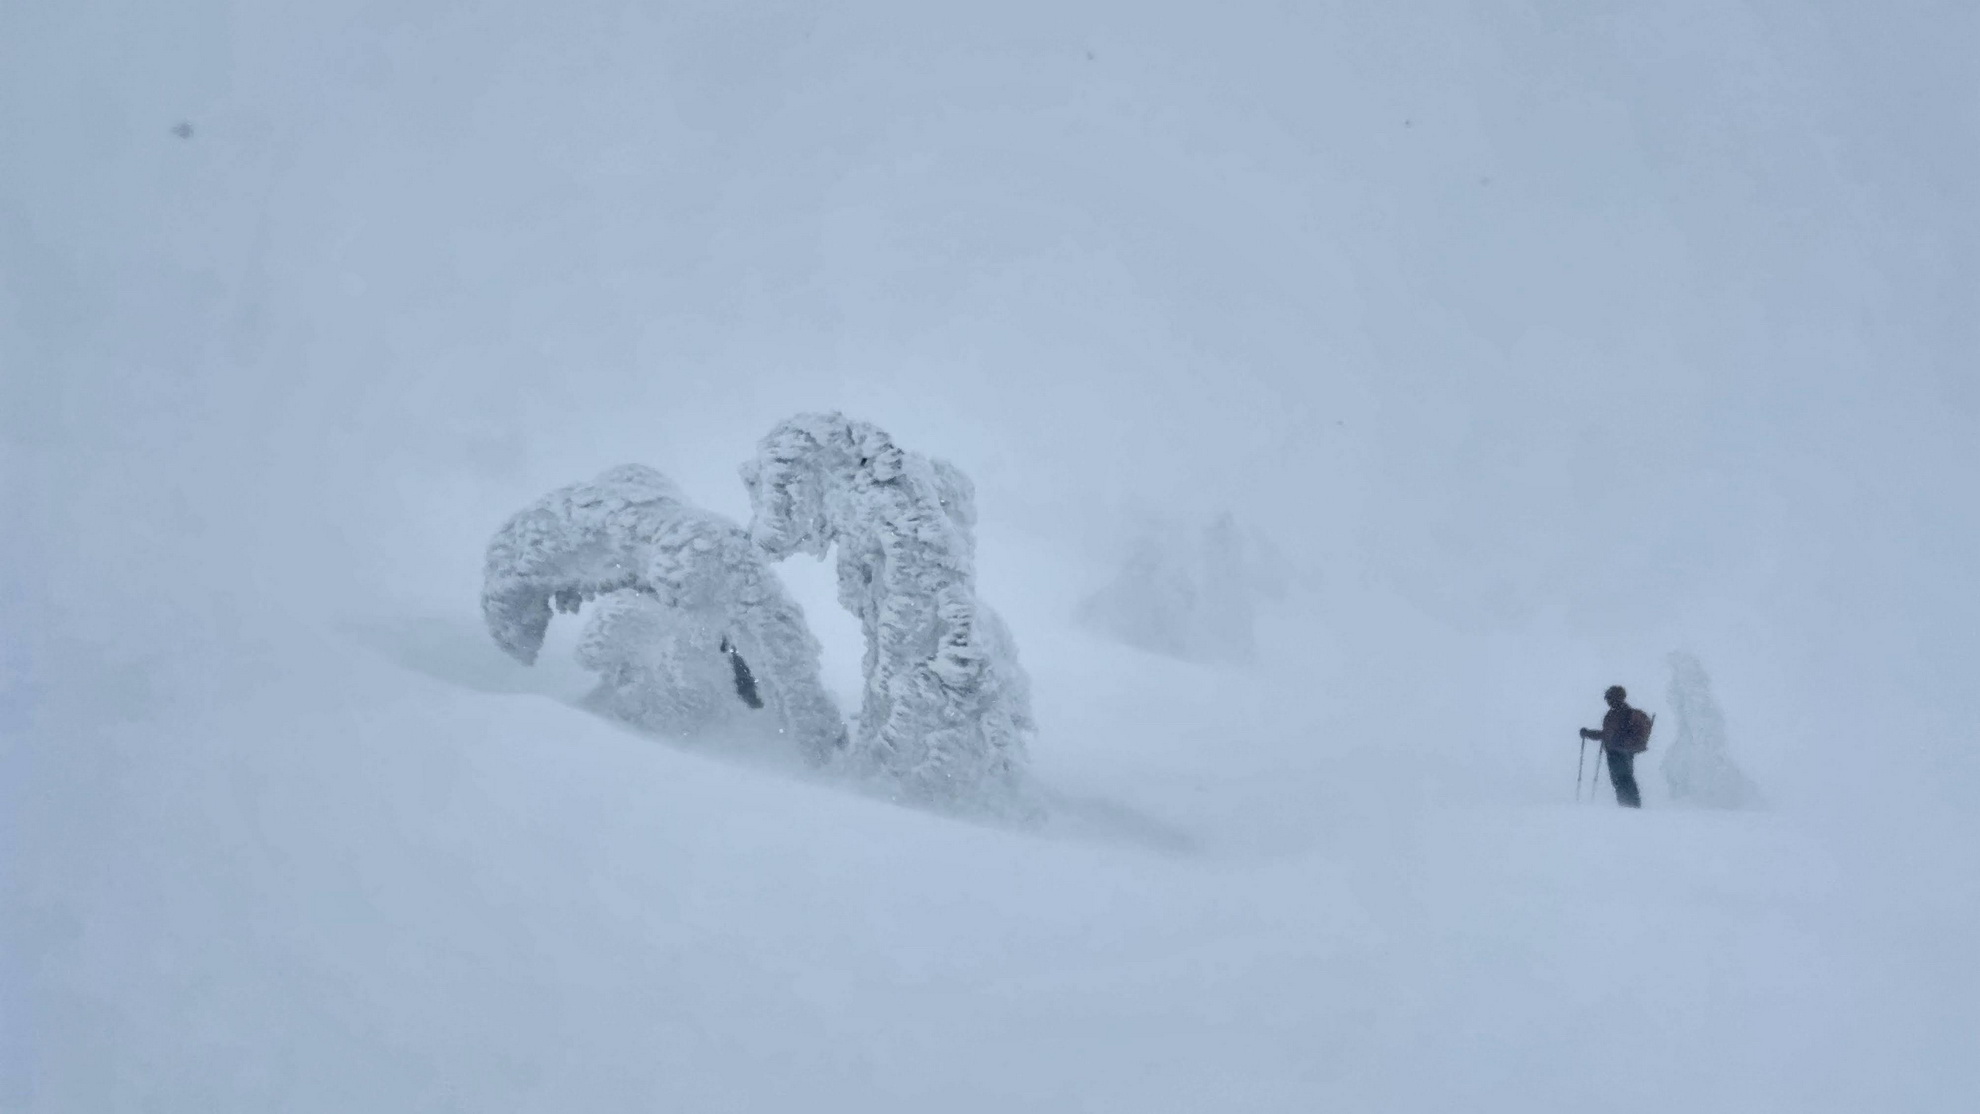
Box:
[1581,685,1645,808]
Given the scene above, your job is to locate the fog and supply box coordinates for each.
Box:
[6,2,1977,1110]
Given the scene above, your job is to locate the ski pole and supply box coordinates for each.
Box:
[1576,736,1588,801]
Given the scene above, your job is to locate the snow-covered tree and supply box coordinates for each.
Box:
[741,413,1034,810]
[572,589,759,734]
[1075,511,1259,664]
[1662,650,1760,808]
[482,464,845,758]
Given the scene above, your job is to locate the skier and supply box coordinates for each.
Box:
[1580,685,1651,808]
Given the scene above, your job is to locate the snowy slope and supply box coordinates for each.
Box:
[14,591,1976,1113]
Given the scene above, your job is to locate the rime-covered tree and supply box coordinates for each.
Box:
[482,464,845,758]
[741,413,1034,810]
[1662,650,1760,809]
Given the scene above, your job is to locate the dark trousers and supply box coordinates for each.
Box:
[1605,748,1642,808]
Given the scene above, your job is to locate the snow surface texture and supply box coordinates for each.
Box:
[1663,650,1761,809]
[1076,512,1262,664]
[482,464,845,758]
[742,413,1034,811]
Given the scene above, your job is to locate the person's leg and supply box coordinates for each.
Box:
[1606,748,1642,808]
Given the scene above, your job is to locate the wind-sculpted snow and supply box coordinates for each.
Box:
[1663,651,1760,809]
[482,465,845,757]
[743,413,1035,811]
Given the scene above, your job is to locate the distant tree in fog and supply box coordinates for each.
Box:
[1662,650,1760,808]
[1075,511,1268,665]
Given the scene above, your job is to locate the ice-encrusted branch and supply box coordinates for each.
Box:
[482,464,845,758]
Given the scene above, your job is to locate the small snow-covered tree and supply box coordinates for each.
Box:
[1662,650,1760,808]
[741,413,1034,810]
[482,464,845,758]
[1075,511,1259,664]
